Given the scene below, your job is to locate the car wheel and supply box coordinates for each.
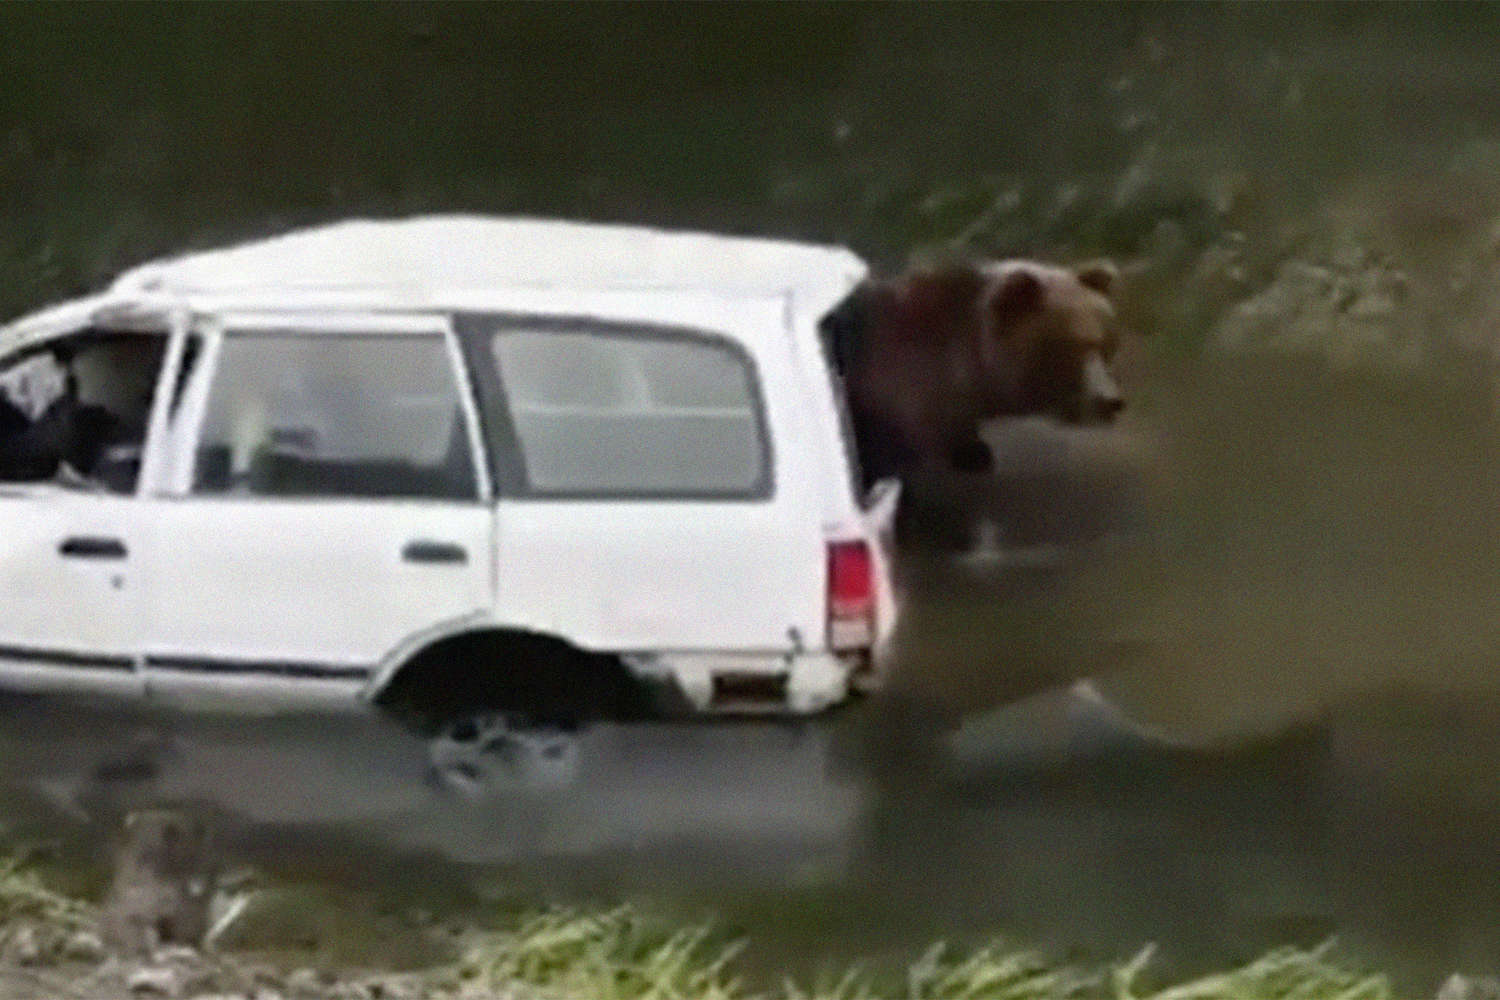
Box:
[424,711,581,800]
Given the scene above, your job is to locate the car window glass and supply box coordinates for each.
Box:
[191,332,476,500]
[0,329,169,493]
[490,326,768,498]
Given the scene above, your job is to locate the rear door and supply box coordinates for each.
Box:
[138,312,494,708]
[456,298,829,654]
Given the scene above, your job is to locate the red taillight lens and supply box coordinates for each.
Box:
[827,539,875,649]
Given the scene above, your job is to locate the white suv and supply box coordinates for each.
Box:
[0,216,900,790]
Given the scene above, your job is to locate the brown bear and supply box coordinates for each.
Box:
[821,256,1128,490]
[821,257,1159,804]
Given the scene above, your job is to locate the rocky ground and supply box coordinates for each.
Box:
[0,858,469,1000]
[0,944,454,1000]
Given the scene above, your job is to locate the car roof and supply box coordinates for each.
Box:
[106,214,867,317]
[2,216,869,357]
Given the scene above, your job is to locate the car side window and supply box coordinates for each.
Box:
[189,332,478,501]
[488,324,770,498]
[0,329,170,494]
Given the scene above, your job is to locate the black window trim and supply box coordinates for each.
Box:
[453,311,776,502]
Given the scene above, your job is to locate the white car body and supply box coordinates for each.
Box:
[0,216,900,725]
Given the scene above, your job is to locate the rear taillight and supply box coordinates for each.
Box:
[827,539,875,649]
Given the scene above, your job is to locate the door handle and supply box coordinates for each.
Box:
[402,540,468,565]
[59,536,128,560]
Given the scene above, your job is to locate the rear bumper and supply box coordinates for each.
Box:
[621,649,870,717]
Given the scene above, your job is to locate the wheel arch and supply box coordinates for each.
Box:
[367,620,661,732]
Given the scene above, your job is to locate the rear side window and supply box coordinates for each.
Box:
[484,324,770,499]
[191,333,477,500]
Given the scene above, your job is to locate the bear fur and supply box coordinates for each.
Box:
[822,257,1128,490]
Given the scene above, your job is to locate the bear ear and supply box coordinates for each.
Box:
[991,267,1045,319]
[1075,259,1118,296]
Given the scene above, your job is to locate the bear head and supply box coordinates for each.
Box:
[975,259,1126,426]
[822,255,1135,488]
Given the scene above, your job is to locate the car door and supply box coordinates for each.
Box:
[0,486,147,697]
[138,311,494,710]
[0,322,179,698]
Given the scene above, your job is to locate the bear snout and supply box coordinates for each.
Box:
[1058,352,1124,425]
[1017,352,1128,426]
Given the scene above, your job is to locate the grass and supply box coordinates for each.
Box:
[446,904,1393,1000]
[0,850,1401,999]
[0,852,94,935]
